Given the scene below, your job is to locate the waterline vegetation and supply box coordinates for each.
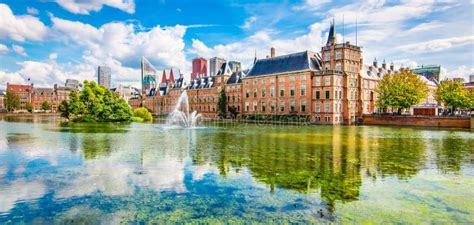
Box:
[58,81,132,122]
[132,107,153,122]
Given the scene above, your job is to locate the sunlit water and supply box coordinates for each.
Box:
[0,116,473,223]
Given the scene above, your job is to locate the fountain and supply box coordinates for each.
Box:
[165,90,201,128]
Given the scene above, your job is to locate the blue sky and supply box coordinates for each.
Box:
[0,0,473,88]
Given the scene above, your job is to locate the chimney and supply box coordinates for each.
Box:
[271,47,275,58]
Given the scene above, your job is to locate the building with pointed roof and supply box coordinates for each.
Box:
[129,18,439,123]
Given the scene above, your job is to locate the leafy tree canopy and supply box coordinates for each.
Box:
[435,79,473,112]
[218,88,227,118]
[25,103,33,112]
[375,70,428,113]
[133,107,153,122]
[41,101,51,111]
[58,81,132,122]
[4,91,20,112]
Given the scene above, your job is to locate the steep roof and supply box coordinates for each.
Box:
[33,88,54,95]
[161,70,167,84]
[247,51,322,77]
[227,70,248,85]
[326,18,336,47]
[187,76,215,90]
[169,69,175,83]
[216,62,233,76]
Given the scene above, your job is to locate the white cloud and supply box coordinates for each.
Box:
[190,22,324,68]
[293,0,332,11]
[0,60,95,89]
[53,0,135,14]
[407,22,444,33]
[0,179,47,212]
[242,16,257,29]
[0,4,48,42]
[0,44,8,54]
[27,7,39,15]
[49,53,58,60]
[0,71,26,88]
[445,65,474,81]
[12,45,27,56]
[51,16,188,84]
[398,36,474,53]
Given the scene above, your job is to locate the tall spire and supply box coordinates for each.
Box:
[161,69,167,84]
[253,49,257,65]
[326,17,336,47]
[169,68,175,83]
[355,18,358,46]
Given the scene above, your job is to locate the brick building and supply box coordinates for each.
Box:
[242,50,317,120]
[191,57,207,80]
[6,83,74,112]
[6,83,33,110]
[129,21,438,124]
[32,87,55,111]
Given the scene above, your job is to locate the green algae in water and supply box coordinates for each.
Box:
[0,120,473,223]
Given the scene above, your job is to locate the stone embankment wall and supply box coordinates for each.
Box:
[360,115,471,129]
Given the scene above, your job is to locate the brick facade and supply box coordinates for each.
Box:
[6,83,74,112]
[129,21,438,125]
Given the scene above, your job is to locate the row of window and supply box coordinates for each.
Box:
[245,85,307,98]
[315,90,343,100]
[245,74,307,85]
[314,103,343,113]
[314,115,343,123]
[314,76,342,86]
[245,101,307,113]
[324,51,359,61]
[190,105,216,112]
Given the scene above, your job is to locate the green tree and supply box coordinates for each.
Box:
[217,88,227,118]
[4,91,20,112]
[58,81,133,122]
[133,107,153,122]
[58,100,70,119]
[376,70,428,114]
[435,79,473,115]
[41,101,51,111]
[25,103,33,112]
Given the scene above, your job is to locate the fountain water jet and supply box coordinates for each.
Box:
[166,90,202,128]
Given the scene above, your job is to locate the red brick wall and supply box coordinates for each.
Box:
[361,115,471,129]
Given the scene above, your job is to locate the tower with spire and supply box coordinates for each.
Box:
[319,16,364,124]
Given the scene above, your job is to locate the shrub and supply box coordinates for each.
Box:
[133,107,153,122]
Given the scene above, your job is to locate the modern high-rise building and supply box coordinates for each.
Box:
[412,65,446,82]
[228,61,242,73]
[209,57,226,77]
[65,79,79,89]
[97,66,112,88]
[191,57,207,79]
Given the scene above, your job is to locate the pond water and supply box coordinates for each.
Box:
[0,116,473,223]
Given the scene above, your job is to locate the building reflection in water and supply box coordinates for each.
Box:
[189,125,450,215]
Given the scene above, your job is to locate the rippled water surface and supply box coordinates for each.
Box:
[0,116,473,223]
